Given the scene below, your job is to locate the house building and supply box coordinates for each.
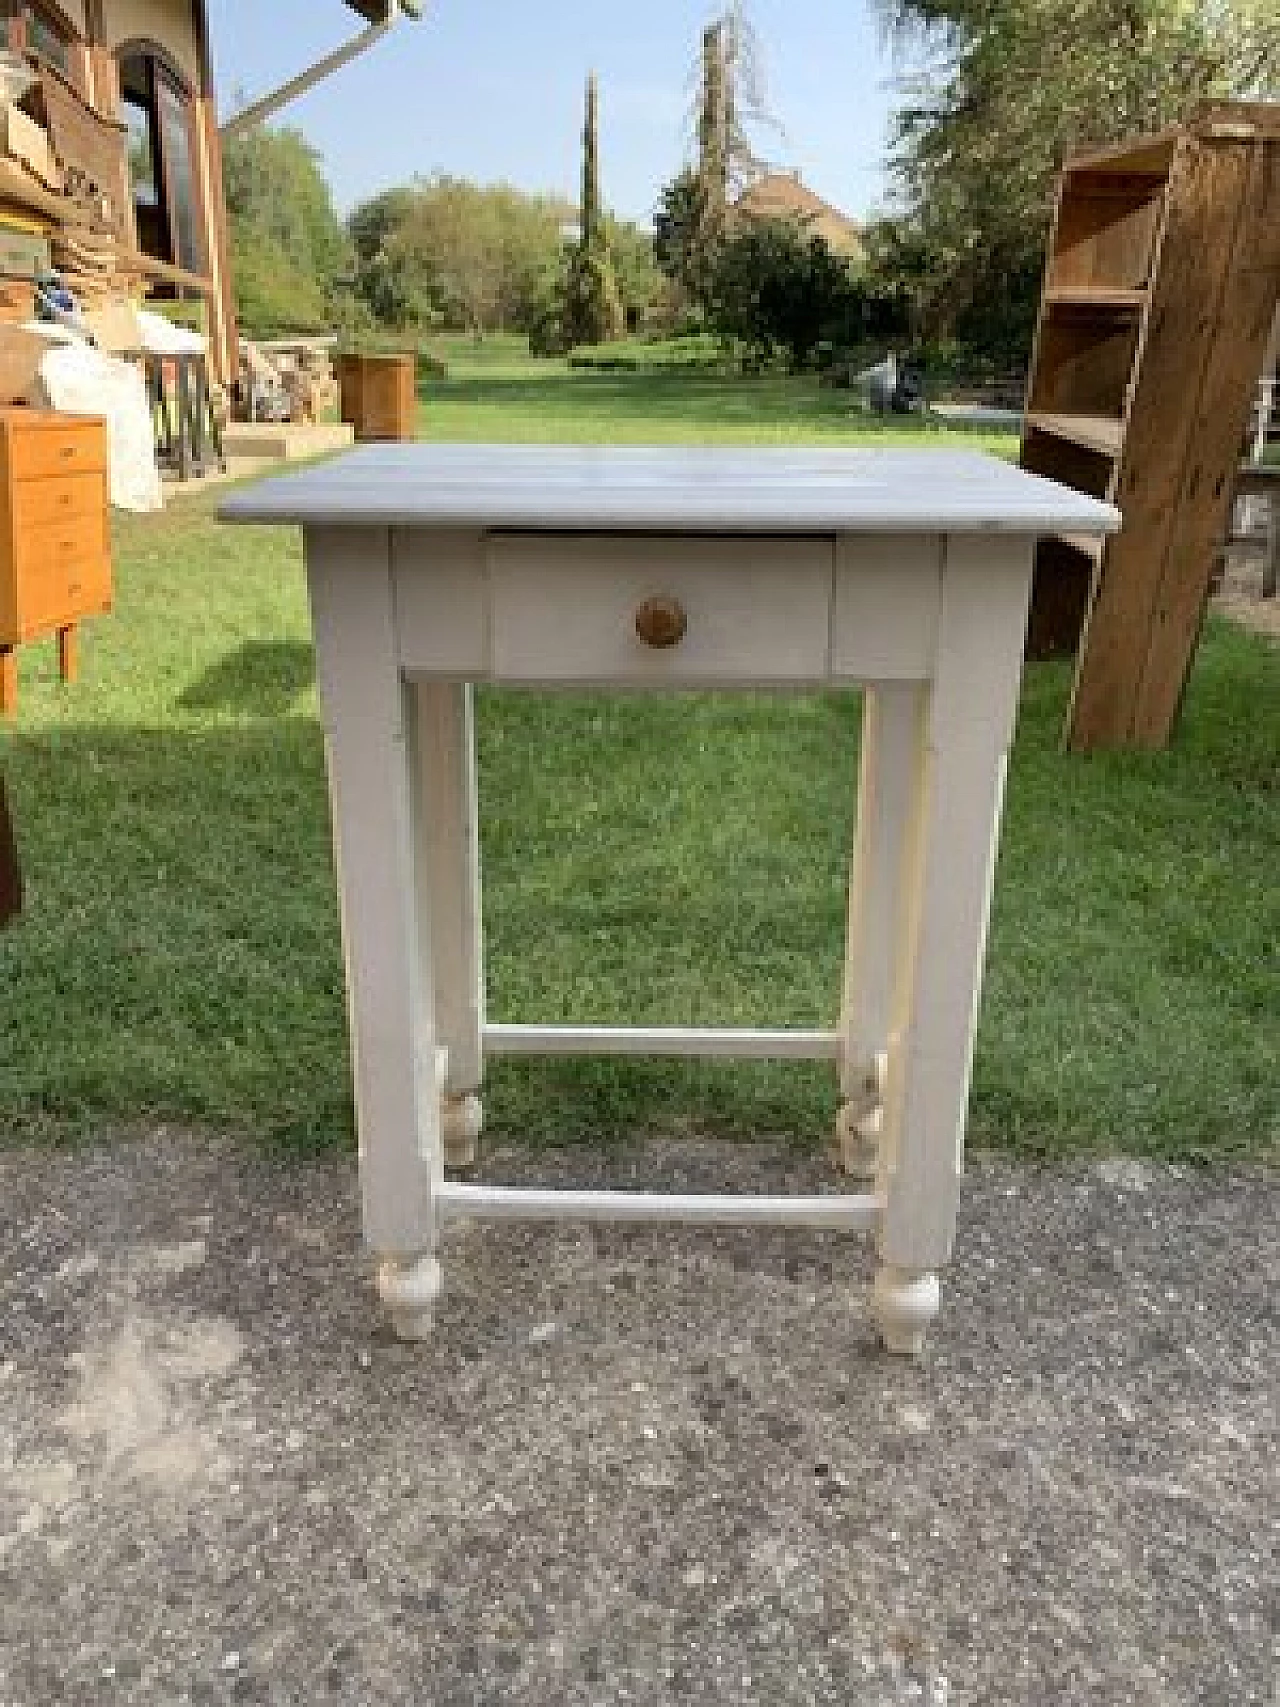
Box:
[733,171,864,261]
[0,1,417,384]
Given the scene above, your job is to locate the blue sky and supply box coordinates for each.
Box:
[207,0,905,227]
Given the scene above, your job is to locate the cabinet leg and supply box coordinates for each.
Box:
[57,626,78,684]
[0,648,15,716]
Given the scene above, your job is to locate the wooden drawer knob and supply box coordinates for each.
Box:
[635,596,687,649]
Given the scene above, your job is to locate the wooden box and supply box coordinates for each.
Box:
[335,352,417,442]
[0,407,111,715]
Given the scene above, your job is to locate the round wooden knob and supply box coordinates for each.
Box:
[635,596,687,649]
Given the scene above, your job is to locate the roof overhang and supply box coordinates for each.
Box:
[222,0,422,138]
[344,1,422,18]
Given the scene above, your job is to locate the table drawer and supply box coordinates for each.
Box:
[11,472,106,531]
[17,544,111,638]
[8,420,107,481]
[487,534,835,684]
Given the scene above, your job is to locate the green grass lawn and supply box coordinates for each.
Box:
[413,333,1021,452]
[1,345,1276,1162]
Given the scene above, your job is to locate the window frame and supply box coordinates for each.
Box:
[0,1,87,95]
[115,39,209,287]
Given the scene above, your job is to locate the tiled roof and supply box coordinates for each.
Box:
[734,173,863,256]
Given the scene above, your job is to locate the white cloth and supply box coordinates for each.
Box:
[134,308,207,356]
[33,341,164,513]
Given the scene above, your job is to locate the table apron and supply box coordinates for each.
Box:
[387,528,947,685]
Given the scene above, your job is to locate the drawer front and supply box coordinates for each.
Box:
[11,472,106,531]
[8,420,107,481]
[17,539,111,638]
[487,534,835,684]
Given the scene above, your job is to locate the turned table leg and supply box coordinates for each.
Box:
[873,536,1034,1355]
[57,625,78,684]
[836,683,919,1180]
[307,527,444,1340]
[412,679,485,1170]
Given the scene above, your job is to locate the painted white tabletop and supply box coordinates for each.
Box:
[220,444,1121,537]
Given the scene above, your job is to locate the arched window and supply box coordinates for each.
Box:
[117,43,205,281]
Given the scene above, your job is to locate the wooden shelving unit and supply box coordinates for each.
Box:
[1020,101,1280,750]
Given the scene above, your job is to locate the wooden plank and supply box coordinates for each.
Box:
[1051,180,1165,288]
[1065,131,1180,177]
[1131,137,1280,742]
[1024,412,1124,457]
[1045,285,1147,311]
[437,1182,881,1232]
[1066,135,1250,749]
[483,1025,841,1059]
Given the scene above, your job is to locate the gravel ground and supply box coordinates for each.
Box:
[0,1131,1274,1707]
[1214,541,1280,641]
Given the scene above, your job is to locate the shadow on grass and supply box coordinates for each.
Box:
[178,640,316,718]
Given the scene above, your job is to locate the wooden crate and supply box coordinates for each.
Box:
[335,352,417,443]
[1019,101,1280,750]
[0,408,112,717]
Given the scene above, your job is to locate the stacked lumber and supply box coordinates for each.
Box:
[238,339,341,426]
[0,55,141,333]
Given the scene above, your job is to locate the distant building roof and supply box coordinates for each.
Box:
[733,173,863,259]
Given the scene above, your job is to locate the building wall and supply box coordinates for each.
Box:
[98,0,199,87]
[96,0,234,383]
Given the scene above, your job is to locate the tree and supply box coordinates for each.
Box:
[656,7,777,316]
[560,73,624,347]
[694,6,773,200]
[654,167,717,304]
[705,220,908,370]
[348,178,574,334]
[875,0,1280,349]
[222,127,352,334]
[606,216,663,329]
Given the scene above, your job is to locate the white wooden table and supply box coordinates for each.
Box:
[223,445,1117,1353]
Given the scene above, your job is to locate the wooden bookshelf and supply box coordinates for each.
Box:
[1019,101,1280,750]
[1025,413,1125,457]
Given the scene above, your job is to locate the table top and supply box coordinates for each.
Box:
[220,444,1121,537]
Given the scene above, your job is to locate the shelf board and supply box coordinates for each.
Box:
[1063,129,1179,178]
[1051,530,1106,566]
[1025,412,1124,458]
[1045,284,1148,312]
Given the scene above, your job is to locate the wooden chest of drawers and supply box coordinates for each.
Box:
[335,353,417,442]
[0,407,112,715]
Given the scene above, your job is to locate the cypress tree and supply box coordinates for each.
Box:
[561,71,624,347]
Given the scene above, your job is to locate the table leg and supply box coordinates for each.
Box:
[57,625,77,684]
[412,680,484,1168]
[1263,494,1278,599]
[307,528,443,1339]
[836,683,918,1178]
[873,536,1034,1355]
[0,647,15,716]
[177,359,191,483]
